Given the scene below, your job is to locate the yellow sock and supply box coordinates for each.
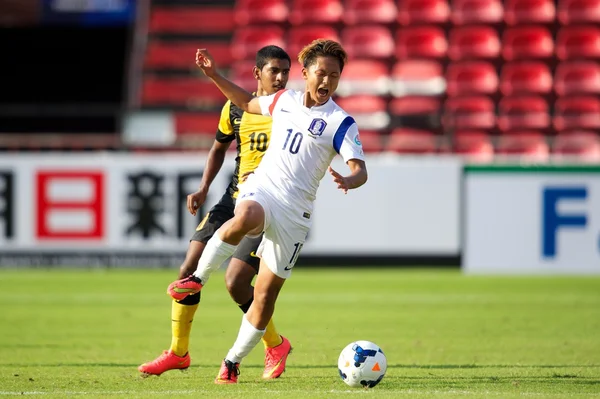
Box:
[170,300,199,357]
[261,318,283,348]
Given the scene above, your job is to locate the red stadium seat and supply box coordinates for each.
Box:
[500,62,553,96]
[556,27,600,60]
[334,96,390,130]
[496,131,550,160]
[453,131,495,161]
[497,96,550,132]
[448,26,501,61]
[175,113,220,136]
[445,61,498,96]
[502,26,554,61]
[443,96,496,130]
[387,128,438,153]
[145,40,233,69]
[234,0,288,25]
[336,60,390,96]
[149,7,234,34]
[288,26,340,59]
[356,130,385,153]
[396,27,448,60]
[504,0,556,25]
[289,0,343,25]
[342,26,395,60]
[451,0,504,25]
[344,0,398,25]
[553,131,600,161]
[390,96,441,116]
[391,61,446,97]
[554,62,600,96]
[229,61,259,91]
[390,96,441,131]
[231,27,286,61]
[558,0,600,24]
[142,77,225,108]
[398,0,450,25]
[553,96,600,131]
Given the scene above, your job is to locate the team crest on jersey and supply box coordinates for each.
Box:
[308,118,327,137]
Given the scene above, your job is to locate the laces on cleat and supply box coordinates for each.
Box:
[225,360,240,379]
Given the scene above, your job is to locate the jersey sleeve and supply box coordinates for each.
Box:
[215,101,236,143]
[333,117,365,162]
[257,89,287,116]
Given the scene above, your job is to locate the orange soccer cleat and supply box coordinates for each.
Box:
[215,359,240,384]
[167,275,203,301]
[262,336,292,379]
[138,350,190,376]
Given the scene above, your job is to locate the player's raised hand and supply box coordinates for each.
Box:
[195,49,217,77]
[187,189,208,216]
[328,166,349,194]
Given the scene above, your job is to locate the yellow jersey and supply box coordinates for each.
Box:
[215,99,272,198]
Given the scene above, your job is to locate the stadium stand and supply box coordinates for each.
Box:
[5,0,599,158]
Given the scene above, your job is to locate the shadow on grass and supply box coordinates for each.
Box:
[3,363,600,369]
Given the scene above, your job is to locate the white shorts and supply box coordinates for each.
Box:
[236,181,311,279]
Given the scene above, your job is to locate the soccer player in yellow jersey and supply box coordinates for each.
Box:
[139,45,292,379]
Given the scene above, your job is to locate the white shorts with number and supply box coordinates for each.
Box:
[236,181,311,279]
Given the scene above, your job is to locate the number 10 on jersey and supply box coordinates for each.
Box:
[283,129,303,154]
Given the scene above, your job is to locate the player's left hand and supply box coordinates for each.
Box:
[195,49,217,78]
[328,166,349,194]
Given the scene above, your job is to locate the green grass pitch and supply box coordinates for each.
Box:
[1,268,599,398]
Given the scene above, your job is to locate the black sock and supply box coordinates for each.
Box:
[178,292,201,305]
[238,296,254,313]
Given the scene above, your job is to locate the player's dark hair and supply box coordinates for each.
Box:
[298,39,348,73]
[255,45,291,70]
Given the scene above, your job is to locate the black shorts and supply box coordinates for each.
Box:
[190,193,262,271]
[231,234,263,272]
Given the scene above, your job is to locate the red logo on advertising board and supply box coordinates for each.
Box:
[36,171,104,239]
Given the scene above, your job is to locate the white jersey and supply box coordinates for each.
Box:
[252,89,365,212]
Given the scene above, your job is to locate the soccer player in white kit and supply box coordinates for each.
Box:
[168,39,368,384]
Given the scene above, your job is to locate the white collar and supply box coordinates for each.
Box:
[300,93,332,111]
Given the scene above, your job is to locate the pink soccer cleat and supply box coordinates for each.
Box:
[167,275,203,301]
[262,336,292,379]
[138,350,190,376]
[215,359,240,384]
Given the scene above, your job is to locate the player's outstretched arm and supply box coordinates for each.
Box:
[196,49,262,115]
[328,159,368,195]
[187,140,230,216]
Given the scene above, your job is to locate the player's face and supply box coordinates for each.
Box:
[303,56,341,106]
[256,58,291,95]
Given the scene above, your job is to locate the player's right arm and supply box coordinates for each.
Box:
[187,102,234,216]
[196,49,262,115]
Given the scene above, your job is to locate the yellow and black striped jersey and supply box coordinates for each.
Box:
[216,99,272,198]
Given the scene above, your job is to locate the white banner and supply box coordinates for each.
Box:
[0,154,461,266]
[463,165,600,274]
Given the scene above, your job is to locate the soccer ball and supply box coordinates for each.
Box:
[337,340,387,388]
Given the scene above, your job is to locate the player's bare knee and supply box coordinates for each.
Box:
[234,203,264,231]
[224,271,249,302]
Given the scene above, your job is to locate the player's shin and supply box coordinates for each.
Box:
[170,293,200,357]
[192,233,237,284]
[238,297,282,348]
[225,315,266,363]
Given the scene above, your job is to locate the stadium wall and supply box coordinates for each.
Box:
[463,165,600,275]
[1,154,598,273]
[0,154,460,267]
